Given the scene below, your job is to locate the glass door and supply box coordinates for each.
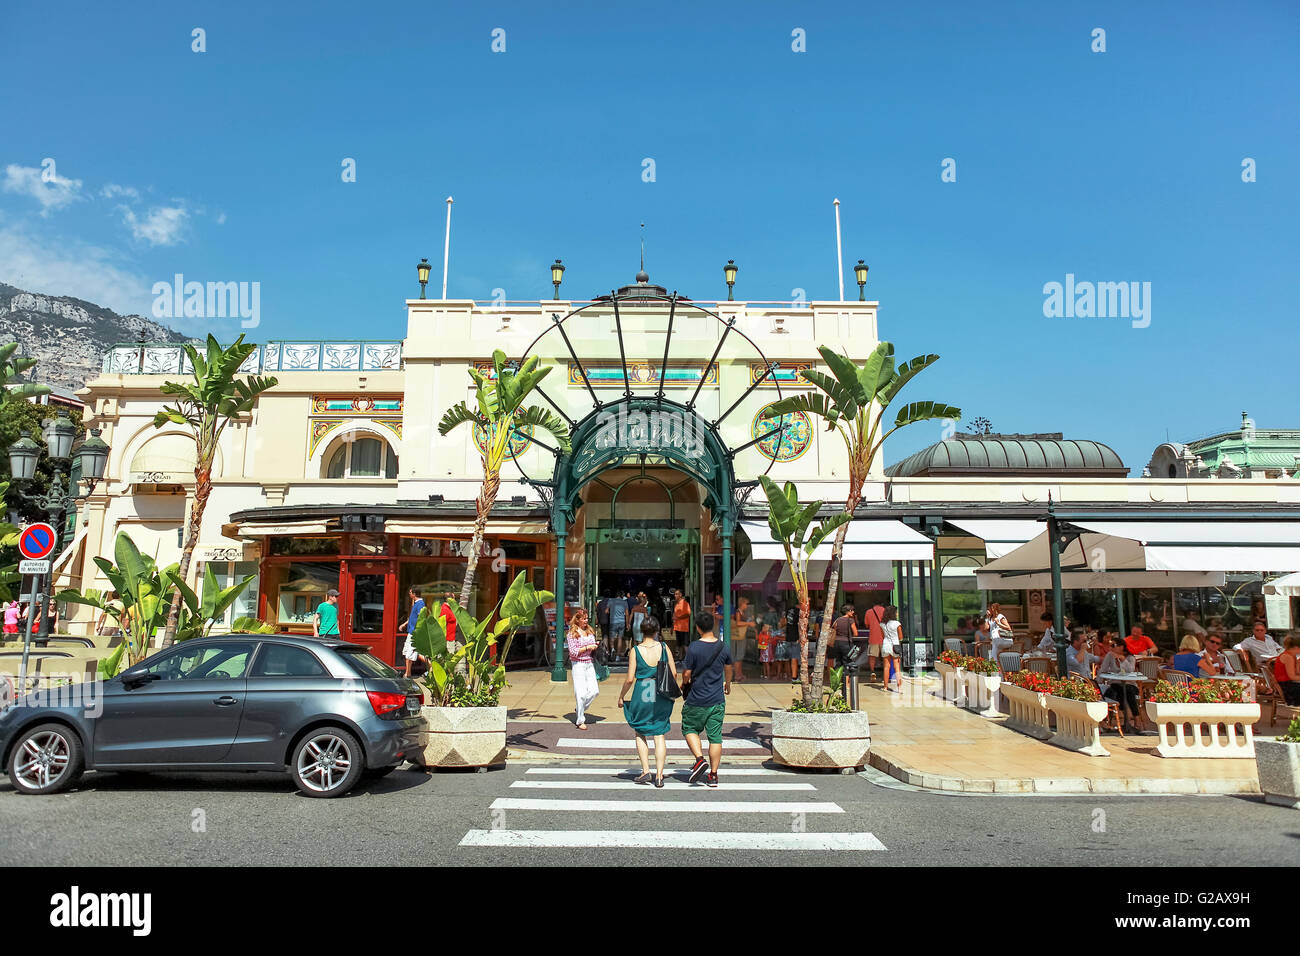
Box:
[341,559,398,664]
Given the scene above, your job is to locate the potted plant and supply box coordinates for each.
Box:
[772,673,871,770]
[1145,679,1260,758]
[934,649,966,705]
[1044,676,1110,757]
[1256,716,1300,809]
[410,570,551,769]
[1001,671,1054,739]
[960,654,1002,718]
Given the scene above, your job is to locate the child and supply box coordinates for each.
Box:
[757,620,774,679]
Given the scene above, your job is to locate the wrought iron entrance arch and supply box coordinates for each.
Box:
[510,282,789,680]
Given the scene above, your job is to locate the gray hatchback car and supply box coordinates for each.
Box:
[0,635,425,798]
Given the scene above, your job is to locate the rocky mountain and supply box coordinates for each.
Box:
[0,282,190,392]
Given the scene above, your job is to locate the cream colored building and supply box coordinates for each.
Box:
[57,269,1300,667]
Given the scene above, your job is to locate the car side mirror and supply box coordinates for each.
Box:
[121,672,160,690]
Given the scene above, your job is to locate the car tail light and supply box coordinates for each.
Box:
[367,691,407,717]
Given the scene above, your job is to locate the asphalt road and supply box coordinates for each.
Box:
[2,761,1297,867]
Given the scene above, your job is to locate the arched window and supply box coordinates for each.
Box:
[323,436,397,479]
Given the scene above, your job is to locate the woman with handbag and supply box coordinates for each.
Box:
[566,607,601,730]
[617,615,678,787]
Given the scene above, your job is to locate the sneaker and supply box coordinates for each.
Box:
[706,772,718,789]
[687,756,708,783]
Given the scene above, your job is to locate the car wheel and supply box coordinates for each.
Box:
[363,765,398,780]
[7,723,84,795]
[291,728,364,798]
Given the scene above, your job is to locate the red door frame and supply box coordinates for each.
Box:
[339,558,398,663]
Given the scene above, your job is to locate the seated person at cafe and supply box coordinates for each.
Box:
[1065,631,1099,679]
[1123,624,1157,657]
[1198,633,1236,676]
[1234,621,1283,668]
[1097,641,1143,732]
[1273,634,1300,705]
[1171,635,1203,677]
[1036,611,1065,652]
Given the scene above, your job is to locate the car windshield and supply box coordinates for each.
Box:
[335,647,399,679]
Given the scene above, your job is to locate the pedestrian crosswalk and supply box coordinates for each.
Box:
[555,737,765,750]
[458,764,886,854]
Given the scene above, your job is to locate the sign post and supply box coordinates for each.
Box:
[17,523,59,679]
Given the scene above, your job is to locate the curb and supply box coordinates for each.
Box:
[865,750,1262,796]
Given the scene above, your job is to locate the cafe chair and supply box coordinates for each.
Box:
[1158,668,1191,688]
[944,638,966,656]
[997,652,1022,678]
[1258,667,1298,728]
[1025,657,1053,676]
[1134,656,1162,681]
[1093,678,1125,737]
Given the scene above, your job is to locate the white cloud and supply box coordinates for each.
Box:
[0,221,153,316]
[2,163,83,214]
[120,204,189,246]
[100,183,140,201]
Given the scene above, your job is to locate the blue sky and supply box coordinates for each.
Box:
[1,0,1297,471]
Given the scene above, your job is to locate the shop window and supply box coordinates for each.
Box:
[262,561,341,630]
[269,537,341,556]
[205,560,260,630]
[324,436,397,479]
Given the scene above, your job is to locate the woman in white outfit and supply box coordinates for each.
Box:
[880,605,903,692]
[566,608,600,730]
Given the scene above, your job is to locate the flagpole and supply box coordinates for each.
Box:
[833,198,844,301]
[442,196,454,299]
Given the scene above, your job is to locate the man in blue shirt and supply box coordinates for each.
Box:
[402,586,427,676]
[681,610,733,788]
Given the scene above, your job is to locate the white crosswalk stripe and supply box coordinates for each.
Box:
[459,764,886,854]
[555,737,764,750]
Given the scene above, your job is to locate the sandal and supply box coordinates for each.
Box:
[634,771,652,785]
[654,775,665,789]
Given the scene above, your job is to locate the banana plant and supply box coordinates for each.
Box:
[411,570,553,706]
[759,475,850,705]
[438,351,570,610]
[57,532,177,675]
[167,564,258,642]
[761,341,959,704]
[0,343,51,401]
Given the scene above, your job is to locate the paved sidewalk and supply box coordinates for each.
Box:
[504,665,1268,795]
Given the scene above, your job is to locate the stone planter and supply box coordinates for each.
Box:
[1144,701,1260,758]
[1046,695,1111,757]
[962,671,1002,718]
[1001,683,1053,739]
[934,660,965,705]
[771,709,871,770]
[1255,739,1300,808]
[417,705,507,768]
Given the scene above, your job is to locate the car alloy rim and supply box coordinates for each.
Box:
[15,730,71,789]
[297,733,353,793]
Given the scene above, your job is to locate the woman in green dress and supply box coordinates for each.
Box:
[616,616,678,787]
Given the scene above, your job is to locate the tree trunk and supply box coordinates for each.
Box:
[459,470,500,609]
[798,592,812,706]
[810,488,862,704]
[161,467,211,647]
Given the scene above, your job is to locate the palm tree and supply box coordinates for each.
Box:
[762,342,959,703]
[438,350,571,609]
[759,476,849,705]
[154,334,277,645]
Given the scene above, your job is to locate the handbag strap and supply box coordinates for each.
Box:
[699,640,726,674]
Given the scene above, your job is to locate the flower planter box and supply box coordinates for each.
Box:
[417,705,507,768]
[1144,701,1260,758]
[1046,695,1111,757]
[771,709,871,770]
[962,672,1002,718]
[1001,683,1052,739]
[934,660,965,705]
[1255,739,1300,808]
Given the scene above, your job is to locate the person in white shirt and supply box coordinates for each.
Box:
[1198,633,1236,677]
[1234,621,1283,667]
[1037,612,1064,652]
[1182,611,1208,638]
[988,602,1014,656]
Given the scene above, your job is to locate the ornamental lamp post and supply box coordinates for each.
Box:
[42,409,76,460]
[854,260,869,301]
[8,432,39,481]
[724,259,738,301]
[416,258,432,299]
[551,259,565,300]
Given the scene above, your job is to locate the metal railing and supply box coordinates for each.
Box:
[102,341,405,375]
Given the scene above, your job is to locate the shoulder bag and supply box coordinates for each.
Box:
[655,641,682,699]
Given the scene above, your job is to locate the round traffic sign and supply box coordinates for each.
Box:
[18,523,57,561]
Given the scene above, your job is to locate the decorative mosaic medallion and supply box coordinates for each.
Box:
[473,421,534,458]
[751,404,812,462]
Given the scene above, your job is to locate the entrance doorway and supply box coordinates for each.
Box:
[339,559,397,663]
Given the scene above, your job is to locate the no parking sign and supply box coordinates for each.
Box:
[18,523,57,561]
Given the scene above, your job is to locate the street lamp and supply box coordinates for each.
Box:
[416,257,432,299]
[854,260,869,301]
[724,259,738,301]
[551,259,565,300]
[7,417,110,654]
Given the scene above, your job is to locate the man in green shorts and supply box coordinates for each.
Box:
[313,589,341,637]
[681,610,732,788]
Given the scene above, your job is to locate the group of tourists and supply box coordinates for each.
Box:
[3,597,61,638]
[567,606,732,787]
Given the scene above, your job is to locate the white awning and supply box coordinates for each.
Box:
[732,558,777,588]
[1264,572,1300,598]
[776,559,894,591]
[946,519,1042,559]
[236,519,329,537]
[975,518,1300,588]
[384,518,548,535]
[741,520,933,562]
